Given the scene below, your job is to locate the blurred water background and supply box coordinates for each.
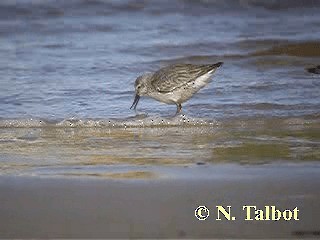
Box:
[0,0,319,178]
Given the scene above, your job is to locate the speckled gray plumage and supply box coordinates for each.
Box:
[131,62,223,115]
[151,63,223,93]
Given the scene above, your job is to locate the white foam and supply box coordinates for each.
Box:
[0,115,219,128]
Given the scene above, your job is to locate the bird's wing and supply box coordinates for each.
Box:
[151,63,222,93]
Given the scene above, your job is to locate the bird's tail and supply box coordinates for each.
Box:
[205,62,223,74]
[212,62,223,68]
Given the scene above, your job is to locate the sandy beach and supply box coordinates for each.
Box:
[1,0,320,238]
[1,164,319,238]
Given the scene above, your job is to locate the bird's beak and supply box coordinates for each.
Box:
[130,94,140,110]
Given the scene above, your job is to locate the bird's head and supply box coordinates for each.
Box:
[134,73,153,95]
[130,73,152,110]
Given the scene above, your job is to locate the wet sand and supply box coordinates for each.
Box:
[1,164,320,238]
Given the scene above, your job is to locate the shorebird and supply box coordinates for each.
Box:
[130,62,223,115]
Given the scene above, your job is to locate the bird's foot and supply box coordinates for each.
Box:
[174,103,182,117]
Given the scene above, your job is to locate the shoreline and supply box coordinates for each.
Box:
[1,164,320,238]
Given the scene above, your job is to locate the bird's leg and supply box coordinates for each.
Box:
[175,103,182,116]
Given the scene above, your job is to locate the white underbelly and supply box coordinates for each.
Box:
[149,71,215,104]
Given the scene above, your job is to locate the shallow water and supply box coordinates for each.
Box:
[0,115,319,178]
[0,0,320,178]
